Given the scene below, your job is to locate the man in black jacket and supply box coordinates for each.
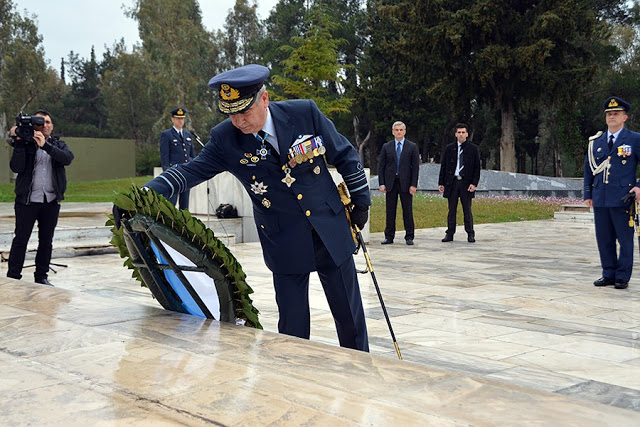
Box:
[6,110,74,285]
[438,123,480,243]
[378,121,420,245]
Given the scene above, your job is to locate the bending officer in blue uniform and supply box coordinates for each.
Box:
[143,64,371,351]
[584,96,640,290]
[159,107,194,209]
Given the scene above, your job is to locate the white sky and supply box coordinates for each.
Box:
[12,0,279,73]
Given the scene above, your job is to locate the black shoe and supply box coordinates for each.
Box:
[593,277,614,287]
[406,239,414,245]
[381,239,393,245]
[35,278,54,287]
[614,280,629,289]
[468,236,476,243]
[441,235,453,242]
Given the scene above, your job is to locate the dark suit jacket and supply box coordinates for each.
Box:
[583,127,640,207]
[160,128,195,170]
[147,99,370,274]
[378,139,420,192]
[438,141,481,199]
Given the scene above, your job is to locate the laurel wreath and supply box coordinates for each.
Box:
[106,185,261,329]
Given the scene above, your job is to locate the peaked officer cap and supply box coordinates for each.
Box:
[171,107,187,117]
[208,64,270,115]
[603,96,631,113]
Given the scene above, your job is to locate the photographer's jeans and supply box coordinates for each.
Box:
[7,200,60,281]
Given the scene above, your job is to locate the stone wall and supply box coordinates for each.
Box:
[370,163,584,198]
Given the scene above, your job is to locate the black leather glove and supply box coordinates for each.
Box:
[112,205,126,229]
[350,204,369,229]
[621,191,636,205]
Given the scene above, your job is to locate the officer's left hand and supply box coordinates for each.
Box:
[112,205,126,229]
[350,204,369,230]
[631,186,640,201]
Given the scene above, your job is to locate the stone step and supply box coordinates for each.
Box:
[559,204,591,213]
[553,211,594,223]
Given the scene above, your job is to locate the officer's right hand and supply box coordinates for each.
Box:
[350,204,369,230]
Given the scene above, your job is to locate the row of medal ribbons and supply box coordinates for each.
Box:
[287,135,326,166]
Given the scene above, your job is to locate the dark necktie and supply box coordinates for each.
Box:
[458,145,464,174]
[395,142,402,174]
[608,134,614,152]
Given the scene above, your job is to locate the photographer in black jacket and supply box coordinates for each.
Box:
[6,110,74,286]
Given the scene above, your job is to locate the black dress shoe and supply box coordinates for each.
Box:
[381,239,393,245]
[441,235,453,242]
[35,278,54,287]
[614,280,629,289]
[593,277,614,287]
[468,236,476,243]
[406,239,414,245]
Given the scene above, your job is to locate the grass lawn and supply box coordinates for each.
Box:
[0,177,579,232]
[369,193,582,233]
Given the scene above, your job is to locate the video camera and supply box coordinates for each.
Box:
[14,112,45,141]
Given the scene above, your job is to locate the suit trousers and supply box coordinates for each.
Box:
[7,200,60,281]
[446,179,474,237]
[593,206,634,281]
[384,176,415,241]
[272,230,369,352]
[168,189,190,211]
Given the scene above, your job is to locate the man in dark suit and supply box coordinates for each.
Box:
[141,64,371,351]
[378,121,420,245]
[584,96,640,290]
[438,123,481,243]
[159,107,195,209]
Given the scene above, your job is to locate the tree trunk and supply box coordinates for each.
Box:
[500,101,517,172]
[552,136,564,177]
[353,116,372,166]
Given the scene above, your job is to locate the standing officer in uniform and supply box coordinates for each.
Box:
[378,121,420,245]
[140,64,371,351]
[438,123,481,242]
[159,107,194,209]
[6,110,74,286]
[584,96,640,290]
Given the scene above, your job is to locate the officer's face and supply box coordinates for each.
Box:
[606,110,627,132]
[34,113,53,138]
[229,91,269,134]
[171,116,185,130]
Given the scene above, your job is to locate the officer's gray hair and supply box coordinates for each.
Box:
[392,121,406,130]
[256,85,267,101]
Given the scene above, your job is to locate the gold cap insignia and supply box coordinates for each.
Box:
[608,99,619,108]
[220,84,240,101]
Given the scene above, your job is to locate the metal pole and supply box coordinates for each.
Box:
[354,225,403,360]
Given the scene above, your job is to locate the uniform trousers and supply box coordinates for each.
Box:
[272,230,369,352]
[593,206,634,281]
[384,176,415,241]
[446,178,474,237]
[7,200,60,281]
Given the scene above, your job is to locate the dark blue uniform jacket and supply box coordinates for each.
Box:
[147,99,370,274]
[583,127,640,207]
[160,128,194,171]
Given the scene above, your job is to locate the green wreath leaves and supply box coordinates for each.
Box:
[107,185,261,329]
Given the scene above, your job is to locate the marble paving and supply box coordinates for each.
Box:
[1,214,640,424]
